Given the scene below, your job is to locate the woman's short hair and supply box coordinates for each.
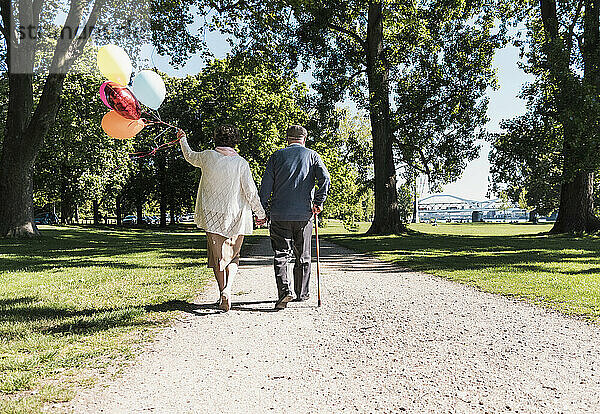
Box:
[213,125,240,147]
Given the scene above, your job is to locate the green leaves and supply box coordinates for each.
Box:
[489,111,563,216]
[393,13,496,188]
[33,72,134,220]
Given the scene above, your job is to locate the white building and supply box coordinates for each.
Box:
[417,194,530,223]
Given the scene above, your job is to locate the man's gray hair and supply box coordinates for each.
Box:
[287,125,308,140]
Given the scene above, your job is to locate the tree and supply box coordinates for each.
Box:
[32,72,133,224]
[198,0,503,234]
[397,183,412,223]
[187,58,309,177]
[0,0,198,237]
[393,14,498,190]
[489,112,562,217]
[138,59,311,224]
[515,0,600,232]
[310,109,375,226]
[0,0,104,236]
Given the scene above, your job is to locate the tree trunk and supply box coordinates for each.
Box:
[169,208,176,226]
[540,0,600,233]
[116,195,122,226]
[0,71,37,237]
[74,203,79,224]
[93,199,100,225]
[60,199,72,225]
[158,157,167,228]
[0,71,67,237]
[0,158,38,237]
[365,1,405,234]
[136,202,143,226]
[160,200,167,228]
[60,177,72,224]
[412,174,419,223]
[551,171,600,233]
[529,210,538,224]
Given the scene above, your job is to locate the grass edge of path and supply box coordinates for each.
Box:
[0,226,213,414]
[323,222,600,325]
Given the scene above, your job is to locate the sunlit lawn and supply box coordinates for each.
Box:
[0,226,212,413]
[324,220,600,322]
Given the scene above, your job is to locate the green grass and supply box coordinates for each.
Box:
[3,220,599,411]
[0,226,212,413]
[324,221,600,322]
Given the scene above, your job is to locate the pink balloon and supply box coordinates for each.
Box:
[98,81,141,120]
[99,82,112,109]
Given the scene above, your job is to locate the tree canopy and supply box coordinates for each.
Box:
[182,0,505,233]
[30,56,373,226]
[489,0,600,232]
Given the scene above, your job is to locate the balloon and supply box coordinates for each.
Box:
[101,111,145,139]
[97,45,132,86]
[99,82,141,120]
[132,70,166,110]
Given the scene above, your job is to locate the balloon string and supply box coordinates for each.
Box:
[129,123,180,159]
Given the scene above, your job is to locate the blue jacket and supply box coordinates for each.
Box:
[259,144,331,221]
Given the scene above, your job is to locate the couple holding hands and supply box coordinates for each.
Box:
[176,125,330,312]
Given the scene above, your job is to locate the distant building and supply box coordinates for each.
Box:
[417,194,535,223]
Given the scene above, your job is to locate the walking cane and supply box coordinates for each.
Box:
[314,212,321,307]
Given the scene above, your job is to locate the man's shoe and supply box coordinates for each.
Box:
[275,293,294,310]
[293,295,309,302]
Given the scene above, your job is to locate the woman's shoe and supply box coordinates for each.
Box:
[219,295,230,312]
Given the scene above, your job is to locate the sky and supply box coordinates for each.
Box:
[142,27,533,202]
[436,45,534,200]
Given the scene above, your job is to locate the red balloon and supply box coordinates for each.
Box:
[99,82,141,120]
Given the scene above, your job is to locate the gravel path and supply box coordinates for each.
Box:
[71,236,600,413]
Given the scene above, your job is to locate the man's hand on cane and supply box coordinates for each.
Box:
[312,204,322,214]
[176,129,186,139]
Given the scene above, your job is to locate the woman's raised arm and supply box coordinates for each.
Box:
[178,129,204,167]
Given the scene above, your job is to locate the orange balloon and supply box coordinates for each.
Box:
[101,110,145,139]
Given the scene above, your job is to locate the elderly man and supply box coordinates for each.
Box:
[259,125,331,310]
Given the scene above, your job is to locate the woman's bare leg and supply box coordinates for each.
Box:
[222,262,238,300]
[213,268,225,299]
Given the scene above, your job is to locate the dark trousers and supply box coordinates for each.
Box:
[269,219,313,300]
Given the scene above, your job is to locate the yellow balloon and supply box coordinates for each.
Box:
[97,45,132,86]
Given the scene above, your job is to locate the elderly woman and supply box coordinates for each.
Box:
[177,126,266,312]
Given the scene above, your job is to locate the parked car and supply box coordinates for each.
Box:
[34,212,59,225]
[122,215,136,225]
[179,213,195,223]
[140,216,154,225]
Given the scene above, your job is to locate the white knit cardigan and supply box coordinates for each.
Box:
[180,137,266,238]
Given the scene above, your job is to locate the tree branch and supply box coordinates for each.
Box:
[566,0,584,55]
[50,0,86,72]
[208,0,245,13]
[539,0,559,39]
[50,0,106,73]
[394,139,429,175]
[67,0,105,66]
[32,0,45,28]
[326,22,367,51]
[0,0,10,71]
[576,33,584,55]
[341,68,366,90]
[417,147,431,178]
